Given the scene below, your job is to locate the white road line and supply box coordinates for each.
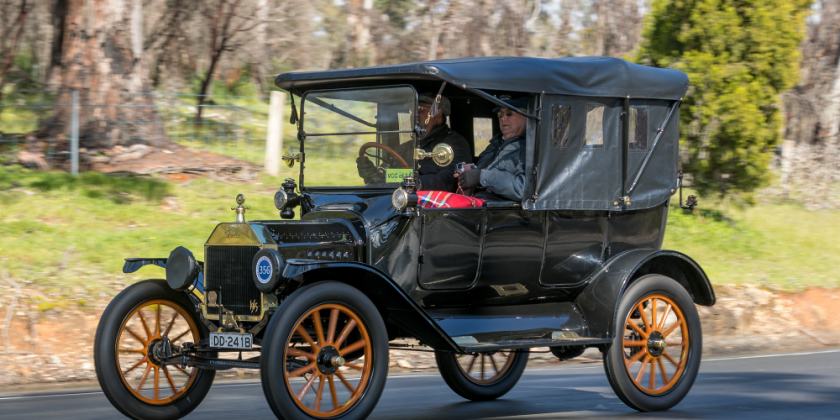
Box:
[2,349,837,400]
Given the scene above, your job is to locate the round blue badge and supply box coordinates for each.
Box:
[256,256,273,284]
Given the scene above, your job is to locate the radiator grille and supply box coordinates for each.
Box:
[205,246,261,318]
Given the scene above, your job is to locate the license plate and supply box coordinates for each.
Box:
[209,332,253,350]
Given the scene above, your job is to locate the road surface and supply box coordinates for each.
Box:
[1,349,838,419]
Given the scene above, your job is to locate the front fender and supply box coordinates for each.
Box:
[281,260,461,352]
[574,249,714,339]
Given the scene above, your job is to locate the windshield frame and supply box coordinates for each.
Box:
[298,84,419,191]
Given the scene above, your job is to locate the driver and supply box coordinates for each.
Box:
[356,93,472,192]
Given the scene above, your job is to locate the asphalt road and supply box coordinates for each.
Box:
[2,349,839,420]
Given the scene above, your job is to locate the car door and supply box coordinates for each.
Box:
[417,208,483,290]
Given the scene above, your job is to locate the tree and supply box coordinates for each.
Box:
[43,0,166,148]
[636,0,812,201]
[0,0,30,120]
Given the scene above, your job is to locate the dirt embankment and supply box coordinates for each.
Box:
[0,284,838,388]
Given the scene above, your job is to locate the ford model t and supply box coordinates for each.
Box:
[94,57,714,420]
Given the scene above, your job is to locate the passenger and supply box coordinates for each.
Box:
[356,93,472,192]
[457,95,528,202]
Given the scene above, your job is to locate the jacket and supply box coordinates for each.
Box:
[475,133,527,201]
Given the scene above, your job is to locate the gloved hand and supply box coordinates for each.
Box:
[356,157,376,180]
[459,168,482,189]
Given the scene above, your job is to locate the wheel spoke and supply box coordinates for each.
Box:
[162,366,178,393]
[295,325,319,350]
[326,309,339,345]
[335,371,355,393]
[666,341,684,348]
[334,319,357,349]
[136,364,152,392]
[662,350,679,367]
[648,357,656,389]
[638,300,651,333]
[312,310,326,346]
[328,376,339,410]
[345,362,365,371]
[296,372,318,400]
[626,347,647,365]
[137,309,152,340]
[288,362,316,378]
[154,366,161,400]
[623,340,646,347]
[658,304,672,331]
[287,347,316,360]
[489,353,499,373]
[123,357,147,376]
[657,357,669,385]
[634,354,651,383]
[173,364,189,375]
[339,339,366,356]
[124,327,146,345]
[163,312,178,338]
[314,376,325,412]
[626,320,648,338]
[465,355,477,374]
[119,348,147,354]
[651,298,658,332]
[480,354,485,380]
[662,320,681,338]
[170,328,191,344]
[155,305,162,338]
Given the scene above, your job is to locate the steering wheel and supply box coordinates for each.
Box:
[359,142,410,169]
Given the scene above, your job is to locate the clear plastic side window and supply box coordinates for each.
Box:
[584,105,605,149]
[550,104,572,148]
[629,107,648,151]
[473,117,493,155]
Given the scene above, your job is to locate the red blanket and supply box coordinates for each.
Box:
[417,190,486,208]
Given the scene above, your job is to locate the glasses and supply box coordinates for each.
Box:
[497,109,516,118]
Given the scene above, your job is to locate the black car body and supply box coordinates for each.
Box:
[96,57,714,420]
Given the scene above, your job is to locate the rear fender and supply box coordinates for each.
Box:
[282,260,461,352]
[574,249,714,339]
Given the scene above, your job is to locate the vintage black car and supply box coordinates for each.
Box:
[94,57,714,420]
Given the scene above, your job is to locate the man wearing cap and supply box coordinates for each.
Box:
[357,93,472,192]
[457,95,529,202]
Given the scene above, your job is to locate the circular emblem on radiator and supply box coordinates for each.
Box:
[256,256,273,284]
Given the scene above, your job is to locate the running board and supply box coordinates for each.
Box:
[460,337,612,353]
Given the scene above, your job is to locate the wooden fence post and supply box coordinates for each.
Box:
[265,91,285,176]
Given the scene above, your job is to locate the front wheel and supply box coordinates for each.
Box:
[94,279,215,420]
[603,275,702,411]
[435,349,528,401]
[260,281,389,420]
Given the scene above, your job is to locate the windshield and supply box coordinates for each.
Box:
[299,86,417,188]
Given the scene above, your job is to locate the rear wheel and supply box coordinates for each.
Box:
[94,280,215,420]
[260,281,389,420]
[603,275,702,411]
[435,349,528,401]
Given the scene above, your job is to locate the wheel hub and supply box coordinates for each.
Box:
[647,331,667,357]
[316,345,342,375]
[147,338,163,365]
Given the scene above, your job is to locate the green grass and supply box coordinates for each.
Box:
[0,164,837,309]
[663,200,840,290]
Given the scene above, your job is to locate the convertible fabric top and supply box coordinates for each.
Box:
[275,56,688,100]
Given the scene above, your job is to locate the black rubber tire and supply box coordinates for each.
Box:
[602,274,702,412]
[435,349,529,401]
[94,279,215,420]
[550,346,586,361]
[260,281,389,420]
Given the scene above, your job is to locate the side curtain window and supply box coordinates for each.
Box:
[473,117,493,155]
[584,105,605,149]
[550,104,572,148]
[629,106,648,151]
